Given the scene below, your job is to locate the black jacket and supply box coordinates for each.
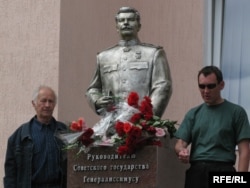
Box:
[3,116,68,188]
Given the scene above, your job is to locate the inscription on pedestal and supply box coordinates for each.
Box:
[67,146,158,188]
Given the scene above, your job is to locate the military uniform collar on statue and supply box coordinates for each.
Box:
[118,39,140,47]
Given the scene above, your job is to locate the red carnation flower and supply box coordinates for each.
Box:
[81,137,95,147]
[115,121,125,137]
[79,128,94,147]
[129,126,142,138]
[130,113,142,123]
[147,126,156,134]
[144,112,153,120]
[123,122,132,133]
[140,121,148,129]
[117,145,134,155]
[70,121,82,131]
[83,128,94,137]
[127,91,139,107]
[139,98,153,117]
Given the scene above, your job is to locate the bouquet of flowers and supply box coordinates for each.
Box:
[58,117,95,155]
[59,91,177,156]
[109,91,177,155]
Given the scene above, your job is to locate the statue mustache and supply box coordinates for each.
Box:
[121,26,133,30]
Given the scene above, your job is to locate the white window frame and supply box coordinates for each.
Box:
[203,0,223,67]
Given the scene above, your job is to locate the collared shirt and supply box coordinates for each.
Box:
[118,39,140,46]
[31,118,60,183]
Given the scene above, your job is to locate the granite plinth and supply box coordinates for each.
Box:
[67,143,187,188]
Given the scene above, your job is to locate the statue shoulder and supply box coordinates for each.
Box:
[97,44,119,55]
[140,43,163,50]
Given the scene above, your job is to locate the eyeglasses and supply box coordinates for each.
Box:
[198,83,217,89]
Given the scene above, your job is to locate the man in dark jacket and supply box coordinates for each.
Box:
[4,85,67,188]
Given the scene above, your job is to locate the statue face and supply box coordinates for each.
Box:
[116,12,141,40]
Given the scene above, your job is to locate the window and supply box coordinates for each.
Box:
[204,0,250,117]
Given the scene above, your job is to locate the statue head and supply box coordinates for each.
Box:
[115,7,141,40]
[115,7,141,24]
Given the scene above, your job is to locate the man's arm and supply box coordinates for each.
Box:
[237,139,250,171]
[4,138,17,188]
[175,139,190,164]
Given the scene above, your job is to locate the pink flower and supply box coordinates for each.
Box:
[155,127,166,137]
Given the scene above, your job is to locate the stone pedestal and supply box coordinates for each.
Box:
[67,143,187,188]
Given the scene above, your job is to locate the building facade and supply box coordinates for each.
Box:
[4,0,235,187]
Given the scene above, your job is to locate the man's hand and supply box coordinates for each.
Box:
[178,148,190,164]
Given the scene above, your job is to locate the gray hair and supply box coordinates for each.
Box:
[32,85,57,104]
[115,7,141,23]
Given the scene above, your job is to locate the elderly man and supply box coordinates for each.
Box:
[4,85,67,188]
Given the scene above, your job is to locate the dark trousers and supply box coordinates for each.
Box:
[185,161,236,188]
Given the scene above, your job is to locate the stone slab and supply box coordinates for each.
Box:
[67,142,187,188]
